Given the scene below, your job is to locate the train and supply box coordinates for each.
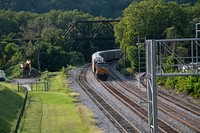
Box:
[0,70,6,81]
[92,49,120,80]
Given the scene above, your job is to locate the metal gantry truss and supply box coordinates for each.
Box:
[145,38,200,133]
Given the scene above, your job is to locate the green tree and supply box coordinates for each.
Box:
[192,0,200,18]
[68,51,85,66]
[115,0,189,71]
[0,10,19,36]
[2,42,21,68]
[176,76,200,98]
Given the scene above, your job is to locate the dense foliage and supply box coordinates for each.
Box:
[114,0,200,98]
[0,0,136,18]
[0,10,118,76]
[0,0,200,98]
[0,0,197,18]
[115,0,187,71]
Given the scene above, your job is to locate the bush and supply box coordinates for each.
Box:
[160,76,200,98]
[61,66,67,77]
[6,64,23,79]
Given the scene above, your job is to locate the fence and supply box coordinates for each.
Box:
[12,90,28,133]
[16,79,49,92]
[12,79,49,133]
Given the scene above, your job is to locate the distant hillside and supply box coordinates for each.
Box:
[0,0,134,18]
[0,0,197,18]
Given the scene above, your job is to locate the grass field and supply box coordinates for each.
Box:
[19,72,103,133]
[0,83,23,133]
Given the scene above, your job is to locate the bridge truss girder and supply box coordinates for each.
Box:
[62,20,119,41]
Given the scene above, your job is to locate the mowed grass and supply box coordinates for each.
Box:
[19,72,103,133]
[0,83,23,133]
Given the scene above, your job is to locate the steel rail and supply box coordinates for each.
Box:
[109,67,200,132]
[78,64,141,133]
[99,80,179,133]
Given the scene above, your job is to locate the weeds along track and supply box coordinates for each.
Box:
[78,64,141,133]
[108,66,200,133]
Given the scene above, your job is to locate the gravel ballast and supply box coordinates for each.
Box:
[68,66,121,133]
[68,64,200,133]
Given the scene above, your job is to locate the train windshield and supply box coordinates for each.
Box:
[97,62,108,67]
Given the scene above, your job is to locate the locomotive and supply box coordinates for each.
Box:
[92,49,120,80]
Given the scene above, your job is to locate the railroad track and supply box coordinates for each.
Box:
[108,66,200,133]
[78,64,141,133]
[99,80,179,133]
[138,73,200,117]
[157,89,200,117]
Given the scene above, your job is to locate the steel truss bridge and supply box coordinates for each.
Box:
[62,20,119,41]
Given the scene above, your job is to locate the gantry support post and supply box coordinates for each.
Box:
[146,40,158,133]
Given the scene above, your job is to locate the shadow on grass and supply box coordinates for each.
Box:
[0,86,23,133]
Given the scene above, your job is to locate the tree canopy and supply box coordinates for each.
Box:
[0,0,200,97]
[114,0,200,98]
[115,0,199,70]
[0,0,197,18]
[0,9,118,75]
[0,0,135,18]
